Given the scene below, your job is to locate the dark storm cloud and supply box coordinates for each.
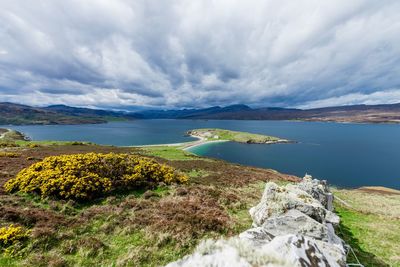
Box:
[0,0,400,108]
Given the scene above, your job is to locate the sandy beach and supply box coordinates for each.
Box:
[132,134,229,150]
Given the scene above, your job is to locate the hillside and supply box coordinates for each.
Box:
[133,103,400,123]
[0,136,298,266]
[0,131,398,266]
[0,103,136,125]
[2,102,400,125]
[333,187,400,266]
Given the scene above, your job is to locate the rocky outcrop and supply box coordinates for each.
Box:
[166,175,347,267]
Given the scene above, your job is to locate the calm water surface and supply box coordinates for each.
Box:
[5,120,400,189]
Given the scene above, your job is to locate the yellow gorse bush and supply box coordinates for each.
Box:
[0,225,30,248]
[4,153,188,200]
[0,152,21,158]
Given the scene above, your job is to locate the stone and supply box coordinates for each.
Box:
[325,210,340,226]
[326,223,344,247]
[297,174,333,210]
[249,182,329,226]
[239,226,274,246]
[262,234,346,267]
[165,177,347,267]
[165,238,292,267]
[258,209,342,245]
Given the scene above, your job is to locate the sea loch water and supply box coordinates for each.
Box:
[5,120,400,189]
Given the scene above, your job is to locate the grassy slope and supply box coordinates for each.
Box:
[140,146,199,160]
[1,136,398,266]
[0,140,298,266]
[334,189,400,266]
[0,129,27,142]
[0,128,95,148]
[188,128,284,143]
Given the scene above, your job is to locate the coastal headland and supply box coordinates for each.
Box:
[135,128,292,151]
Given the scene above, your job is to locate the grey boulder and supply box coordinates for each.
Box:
[250,209,343,245]
[297,174,334,211]
[165,238,292,267]
[262,234,346,267]
[249,182,331,226]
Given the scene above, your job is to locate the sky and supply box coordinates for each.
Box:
[0,0,400,110]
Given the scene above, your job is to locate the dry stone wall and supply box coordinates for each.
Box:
[166,175,347,267]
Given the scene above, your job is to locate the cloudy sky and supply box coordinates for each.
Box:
[1,0,400,109]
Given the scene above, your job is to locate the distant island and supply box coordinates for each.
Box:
[1,102,400,125]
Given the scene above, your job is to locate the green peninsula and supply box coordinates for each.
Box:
[187,128,291,144]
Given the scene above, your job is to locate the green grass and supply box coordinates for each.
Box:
[334,190,400,267]
[140,146,201,160]
[14,140,93,147]
[16,217,190,266]
[0,176,274,266]
[189,128,284,143]
[0,135,300,266]
[0,129,94,148]
[186,169,211,178]
[0,184,244,266]
[0,189,193,266]
[0,257,17,267]
[334,188,400,218]
[59,220,189,266]
[5,132,397,266]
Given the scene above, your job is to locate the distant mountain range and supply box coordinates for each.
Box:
[0,102,137,125]
[133,103,400,123]
[1,102,400,125]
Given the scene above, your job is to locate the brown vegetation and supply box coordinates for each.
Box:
[0,143,298,266]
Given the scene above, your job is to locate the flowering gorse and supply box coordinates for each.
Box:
[0,225,30,248]
[4,153,188,200]
[0,152,21,158]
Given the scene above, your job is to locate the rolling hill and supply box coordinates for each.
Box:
[133,103,400,123]
[0,103,137,125]
[1,102,400,125]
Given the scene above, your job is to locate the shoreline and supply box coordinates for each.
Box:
[134,130,292,151]
[131,134,230,151]
[182,139,229,151]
